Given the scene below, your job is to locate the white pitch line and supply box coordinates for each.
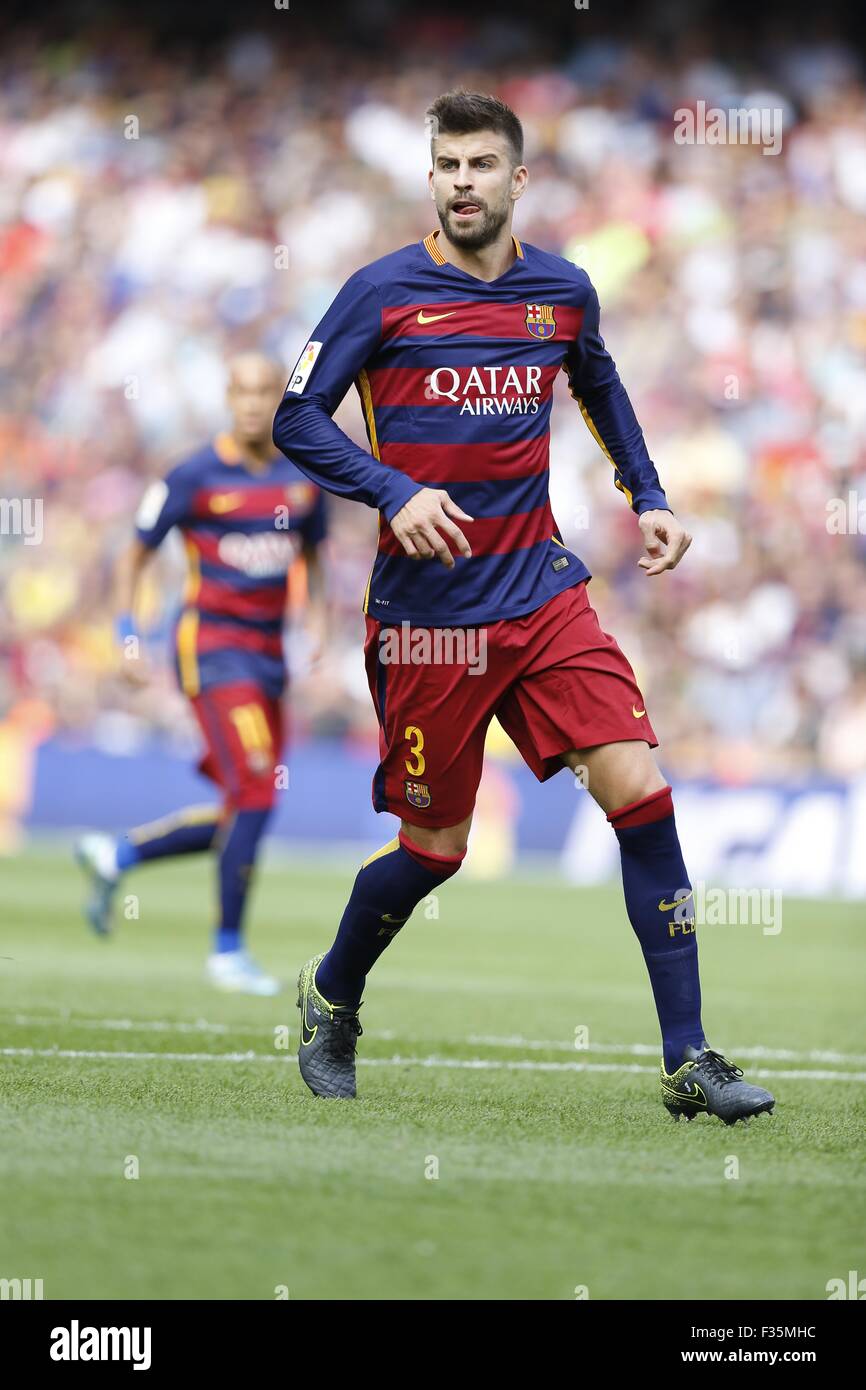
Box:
[5,1016,865,1067]
[363,1058,866,1083]
[9,1014,231,1034]
[467,1035,866,1066]
[1,1047,283,1064]
[2,1047,866,1083]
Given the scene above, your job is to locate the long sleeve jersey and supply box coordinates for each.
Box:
[273,229,667,626]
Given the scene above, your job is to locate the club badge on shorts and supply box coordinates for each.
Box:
[404,780,431,809]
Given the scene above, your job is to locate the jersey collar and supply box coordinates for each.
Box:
[422,228,524,272]
[214,433,275,475]
[214,432,244,464]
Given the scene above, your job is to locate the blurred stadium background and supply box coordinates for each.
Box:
[2,0,865,894]
[3,0,865,1309]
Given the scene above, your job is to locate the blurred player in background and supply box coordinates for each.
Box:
[76,353,328,995]
[274,91,775,1121]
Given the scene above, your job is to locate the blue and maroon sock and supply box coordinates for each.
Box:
[315,830,465,1007]
[214,807,271,954]
[608,786,704,1073]
[116,805,221,870]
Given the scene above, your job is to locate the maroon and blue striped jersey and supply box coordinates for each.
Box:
[135,433,327,697]
[272,230,667,627]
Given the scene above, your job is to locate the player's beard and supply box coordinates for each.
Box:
[437,195,510,251]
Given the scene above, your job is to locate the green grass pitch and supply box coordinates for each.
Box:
[1,843,864,1301]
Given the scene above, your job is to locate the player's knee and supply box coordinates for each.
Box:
[399,825,467,880]
[230,778,277,815]
[607,782,674,830]
[401,820,469,857]
[578,745,667,818]
[616,767,668,811]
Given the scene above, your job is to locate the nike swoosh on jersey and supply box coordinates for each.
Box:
[209,492,245,513]
[416,309,456,324]
[632,705,647,718]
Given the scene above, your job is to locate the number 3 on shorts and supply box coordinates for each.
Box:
[404,724,425,777]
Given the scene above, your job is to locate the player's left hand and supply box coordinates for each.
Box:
[303,607,329,666]
[637,509,692,576]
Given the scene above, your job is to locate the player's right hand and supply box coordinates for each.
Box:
[390,488,473,569]
[118,652,151,687]
[114,614,150,685]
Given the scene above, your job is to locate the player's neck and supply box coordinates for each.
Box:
[228,436,272,472]
[436,227,517,283]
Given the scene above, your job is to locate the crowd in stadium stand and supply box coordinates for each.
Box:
[1,17,865,782]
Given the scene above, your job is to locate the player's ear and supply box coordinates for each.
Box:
[511,164,528,202]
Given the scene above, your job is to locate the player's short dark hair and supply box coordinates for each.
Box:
[426,90,524,167]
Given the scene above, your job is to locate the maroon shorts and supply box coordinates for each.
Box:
[364,581,657,829]
[190,680,284,812]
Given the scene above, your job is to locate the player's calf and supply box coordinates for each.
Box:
[299,828,465,1098]
[314,828,466,1008]
[208,799,280,994]
[603,780,707,1071]
[602,776,775,1125]
[74,833,121,936]
[74,810,221,937]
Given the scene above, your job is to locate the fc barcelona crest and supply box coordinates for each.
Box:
[404,779,431,809]
[525,303,557,339]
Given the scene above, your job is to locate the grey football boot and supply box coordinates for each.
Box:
[661,1044,775,1124]
[297,953,363,1098]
